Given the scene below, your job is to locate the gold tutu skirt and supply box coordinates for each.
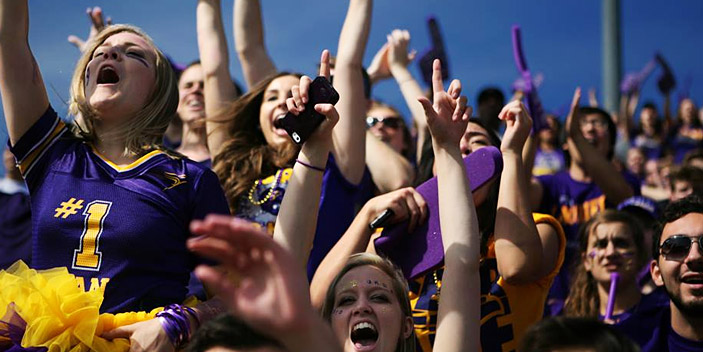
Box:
[0,261,166,352]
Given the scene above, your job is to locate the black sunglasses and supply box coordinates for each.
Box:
[658,235,703,261]
[366,116,403,129]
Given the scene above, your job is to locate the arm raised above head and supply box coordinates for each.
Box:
[234,0,276,89]
[197,0,239,158]
[0,0,50,145]
[330,0,372,185]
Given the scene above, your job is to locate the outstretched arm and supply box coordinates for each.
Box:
[365,130,414,193]
[197,0,239,158]
[0,0,49,145]
[566,88,634,205]
[330,0,372,184]
[417,59,480,352]
[273,52,338,267]
[310,187,427,309]
[494,101,560,284]
[67,7,111,53]
[385,29,428,164]
[233,0,276,88]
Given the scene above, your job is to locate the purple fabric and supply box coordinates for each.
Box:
[418,16,449,87]
[375,147,503,279]
[0,189,32,269]
[616,305,703,352]
[9,107,230,314]
[0,303,48,352]
[306,154,372,279]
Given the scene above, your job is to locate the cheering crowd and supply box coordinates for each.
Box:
[0,1,702,351]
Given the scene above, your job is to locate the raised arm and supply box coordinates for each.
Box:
[417,59,480,352]
[310,187,427,309]
[67,7,110,53]
[233,0,276,88]
[273,52,337,267]
[494,101,560,284]
[197,0,239,158]
[0,0,49,145]
[330,0,372,184]
[385,29,428,164]
[566,88,634,205]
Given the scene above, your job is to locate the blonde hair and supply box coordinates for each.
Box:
[69,24,178,156]
[321,253,416,352]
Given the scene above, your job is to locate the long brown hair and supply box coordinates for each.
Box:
[564,210,647,318]
[212,72,301,212]
[69,24,178,156]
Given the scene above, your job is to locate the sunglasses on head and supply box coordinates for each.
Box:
[658,235,703,261]
[366,116,403,129]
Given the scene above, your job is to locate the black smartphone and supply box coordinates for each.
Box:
[276,76,339,145]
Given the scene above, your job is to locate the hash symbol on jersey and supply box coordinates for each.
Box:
[163,172,187,190]
[55,198,84,218]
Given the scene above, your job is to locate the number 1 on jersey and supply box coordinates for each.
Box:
[73,200,112,271]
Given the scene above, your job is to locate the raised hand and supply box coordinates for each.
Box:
[417,59,471,150]
[498,100,533,155]
[387,29,416,71]
[67,7,112,53]
[285,50,339,149]
[366,42,391,83]
[565,87,582,138]
[188,215,315,338]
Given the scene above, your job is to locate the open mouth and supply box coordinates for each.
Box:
[97,66,120,85]
[681,276,703,285]
[272,114,288,135]
[351,322,378,350]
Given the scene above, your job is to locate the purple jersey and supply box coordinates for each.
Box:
[9,107,230,313]
[0,178,32,269]
[616,305,703,352]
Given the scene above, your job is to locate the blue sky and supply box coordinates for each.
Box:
[1,1,702,172]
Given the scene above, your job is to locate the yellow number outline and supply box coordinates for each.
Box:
[72,200,112,271]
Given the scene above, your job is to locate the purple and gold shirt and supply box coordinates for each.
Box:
[9,107,230,313]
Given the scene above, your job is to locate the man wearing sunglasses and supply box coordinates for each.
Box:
[617,196,703,351]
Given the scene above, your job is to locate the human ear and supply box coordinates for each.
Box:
[650,259,664,287]
[403,316,414,339]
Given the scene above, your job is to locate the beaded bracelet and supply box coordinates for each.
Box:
[296,159,325,172]
[156,304,200,348]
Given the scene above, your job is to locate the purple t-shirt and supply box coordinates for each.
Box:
[10,107,231,313]
[537,169,641,311]
[616,305,703,352]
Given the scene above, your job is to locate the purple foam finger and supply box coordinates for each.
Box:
[512,25,547,132]
[419,16,449,87]
[604,272,620,321]
[374,147,503,279]
[655,52,676,94]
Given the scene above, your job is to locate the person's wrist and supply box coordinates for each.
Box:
[390,64,410,77]
[299,142,330,167]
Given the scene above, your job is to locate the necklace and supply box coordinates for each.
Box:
[247,170,282,206]
[431,269,442,300]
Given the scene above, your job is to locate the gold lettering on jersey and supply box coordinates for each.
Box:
[559,195,606,226]
[163,172,187,190]
[73,200,113,271]
[55,197,84,218]
[75,276,110,293]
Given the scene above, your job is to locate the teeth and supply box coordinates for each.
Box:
[353,322,376,332]
[276,114,286,120]
[187,100,203,107]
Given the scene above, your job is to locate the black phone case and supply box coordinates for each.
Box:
[277,76,339,145]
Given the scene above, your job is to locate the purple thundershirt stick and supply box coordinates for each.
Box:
[419,16,449,88]
[655,52,676,95]
[511,25,546,133]
[620,58,656,95]
[604,272,620,321]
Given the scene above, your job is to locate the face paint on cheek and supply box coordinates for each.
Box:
[334,308,344,315]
